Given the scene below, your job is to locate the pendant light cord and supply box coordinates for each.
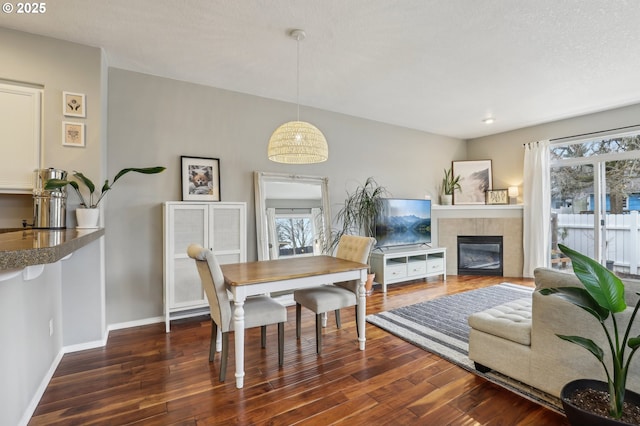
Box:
[296,33,300,121]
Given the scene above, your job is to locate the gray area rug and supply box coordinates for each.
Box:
[366,283,563,413]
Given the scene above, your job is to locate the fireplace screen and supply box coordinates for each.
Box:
[457,235,503,276]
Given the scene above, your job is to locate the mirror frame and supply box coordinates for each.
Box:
[254,171,331,261]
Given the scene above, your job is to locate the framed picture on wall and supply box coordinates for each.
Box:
[486,189,508,205]
[62,122,85,147]
[452,160,492,204]
[181,156,221,201]
[63,92,86,117]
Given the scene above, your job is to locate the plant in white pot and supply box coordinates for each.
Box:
[45,167,166,228]
[540,244,640,425]
[440,167,460,205]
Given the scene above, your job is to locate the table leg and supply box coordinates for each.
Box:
[233,295,246,388]
[357,269,366,350]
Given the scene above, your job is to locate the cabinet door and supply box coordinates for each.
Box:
[209,203,246,264]
[167,204,209,309]
[0,83,41,192]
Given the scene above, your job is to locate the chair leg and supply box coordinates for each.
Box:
[296,303,301,339]
[261,325,267,348]
[335,309,341,328]
[220,331,229,382]
[209,320,217,362]
[278,322,284,367]
[316,313,322,354]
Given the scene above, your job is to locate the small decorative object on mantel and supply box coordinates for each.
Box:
[63,92,86,118]
[452,160,492,205]
[486,189,508,205]
[181,156,221,201]
[44,166,166,228]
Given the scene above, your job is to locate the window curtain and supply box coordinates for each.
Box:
[523,140,551,277]
[311,207,323,255]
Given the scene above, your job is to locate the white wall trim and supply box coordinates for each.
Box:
[18,348,64,426]
[108,315,164,331]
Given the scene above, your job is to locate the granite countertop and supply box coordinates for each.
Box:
[0,228,105,270]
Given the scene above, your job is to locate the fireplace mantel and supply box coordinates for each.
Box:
[433,206,523,277]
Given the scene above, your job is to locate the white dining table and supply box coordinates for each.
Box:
[220,255,369,389]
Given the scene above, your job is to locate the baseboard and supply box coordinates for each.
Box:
[18,348,65,426]
[108,315,164,331]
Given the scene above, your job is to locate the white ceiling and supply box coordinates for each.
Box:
[2,0,640,139]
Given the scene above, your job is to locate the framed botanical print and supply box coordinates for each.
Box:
[452,160,492,205]
[63,92,86,117]
[486,189,508,205]
[181,156,221,201]
[62,122,85,147]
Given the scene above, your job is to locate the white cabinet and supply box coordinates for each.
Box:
[0,83,42,193]
[370,246,446,292]
[163,201,246,332]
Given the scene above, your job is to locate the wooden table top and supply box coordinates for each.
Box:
[220,255,368,286]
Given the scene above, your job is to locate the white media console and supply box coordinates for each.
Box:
[369,246,446,292]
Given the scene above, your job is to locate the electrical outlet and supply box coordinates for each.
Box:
[49,319,53,336]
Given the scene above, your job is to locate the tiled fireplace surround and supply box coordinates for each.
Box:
[435,206,523,277]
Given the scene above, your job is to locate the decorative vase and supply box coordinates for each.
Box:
[561,379,640,426]
[440,194,453,205]
[365,273,375,295]
[76,208,100,229]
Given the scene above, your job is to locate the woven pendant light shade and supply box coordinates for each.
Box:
[268,120,328,164]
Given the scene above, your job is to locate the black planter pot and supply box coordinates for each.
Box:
[561,379,640,426]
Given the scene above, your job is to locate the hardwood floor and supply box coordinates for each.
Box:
[30,276,569,425]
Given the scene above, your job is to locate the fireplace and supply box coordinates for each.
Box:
[457,235,503,276]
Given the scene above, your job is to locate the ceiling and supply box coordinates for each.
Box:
[2,0,640,139]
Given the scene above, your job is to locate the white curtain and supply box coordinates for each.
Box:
[311,207,323,255]
[523,140,551,277]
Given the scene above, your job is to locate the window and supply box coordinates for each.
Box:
[550,131,640,276]
[274,213,316,258]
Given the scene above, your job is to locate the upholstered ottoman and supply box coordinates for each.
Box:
[467,298,532,377]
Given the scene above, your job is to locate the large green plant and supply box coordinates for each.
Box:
[540,244,640,419]
[329,177,389,253]
[441,167,461,195]
[44,167,166,208]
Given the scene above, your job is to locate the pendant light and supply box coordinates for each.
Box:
[268,29,328,164]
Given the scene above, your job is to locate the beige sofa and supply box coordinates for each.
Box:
[468,267,640,397]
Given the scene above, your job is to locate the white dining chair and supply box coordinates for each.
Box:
[294,235,375,354]
[187,244,287,381]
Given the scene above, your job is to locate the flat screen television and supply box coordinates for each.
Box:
[374,198,431,248]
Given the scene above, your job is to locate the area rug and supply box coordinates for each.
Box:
[366,283,563,413]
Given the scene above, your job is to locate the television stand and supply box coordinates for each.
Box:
[370,246,446,292]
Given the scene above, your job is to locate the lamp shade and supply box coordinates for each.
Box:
[268,120,328,164]
[508,186,519,197]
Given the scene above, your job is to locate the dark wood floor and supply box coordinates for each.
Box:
[29,275,569,425]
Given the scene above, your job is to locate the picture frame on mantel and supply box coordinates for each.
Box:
[181,155,221,201]
[486,189,508,205]
[452,160,492,205]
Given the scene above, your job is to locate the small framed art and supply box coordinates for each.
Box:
[62,122,85,147]
[181,156,221,201]
[452,160,492,205]
[63,92,86,117]
[486,189,508,205]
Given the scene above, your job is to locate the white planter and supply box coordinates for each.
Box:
[76,208,100,229]
[440,194,453,205]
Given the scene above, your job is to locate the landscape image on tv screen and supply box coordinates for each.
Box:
[374,198,431,248]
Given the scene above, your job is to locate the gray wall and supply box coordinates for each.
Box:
[467,103,640,202]
[0,27,105,225]
[105,68,465,324]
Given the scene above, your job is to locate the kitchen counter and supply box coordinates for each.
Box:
[0,228,105,269]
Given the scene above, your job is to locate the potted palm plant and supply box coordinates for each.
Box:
[45,166,166,228]
[540,244,640,425]
[330,177,389,294]
[440,167,460,205]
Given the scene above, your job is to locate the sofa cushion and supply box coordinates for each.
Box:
[468,297,532,345]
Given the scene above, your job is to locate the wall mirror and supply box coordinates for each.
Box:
[254,171,331,261]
